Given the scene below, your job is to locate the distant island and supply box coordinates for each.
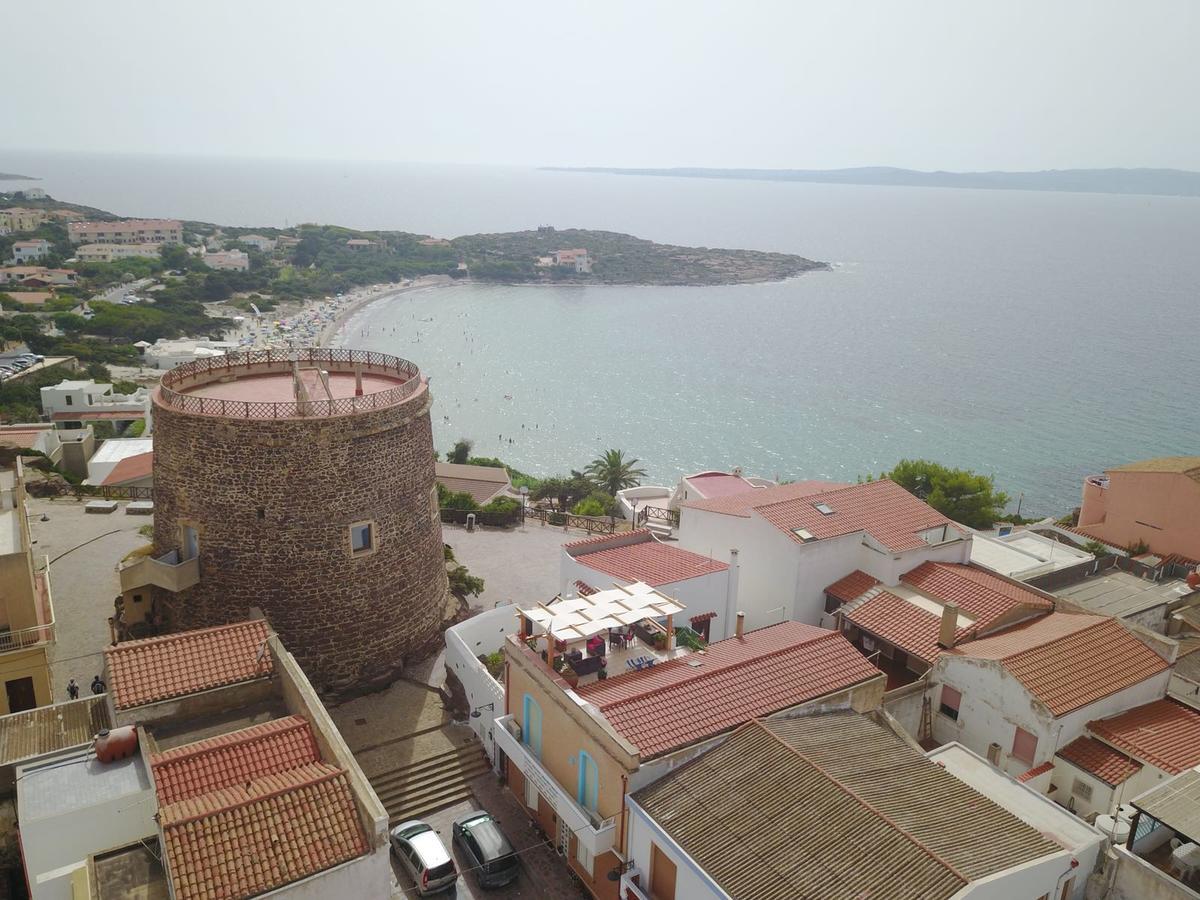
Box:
[0,173,38,181]
[544,165,1200,198]
[452,227,825,285]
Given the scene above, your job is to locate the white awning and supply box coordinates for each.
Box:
[521,582,686,642]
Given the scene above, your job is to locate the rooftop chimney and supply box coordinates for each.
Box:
[937,603,959,649]
[735,611,745,639]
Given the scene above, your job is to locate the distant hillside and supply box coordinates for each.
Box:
[544,166,1200,198]
[451,228,826,285]
[0,173,38,181]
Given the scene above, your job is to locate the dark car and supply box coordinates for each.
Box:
[452,811,519,888]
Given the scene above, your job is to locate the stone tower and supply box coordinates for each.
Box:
[143,348,448,695]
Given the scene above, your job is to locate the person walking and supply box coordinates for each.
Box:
[90,675,106,695]
[67,678,79,700]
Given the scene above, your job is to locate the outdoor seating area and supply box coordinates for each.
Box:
[518,582,689,685]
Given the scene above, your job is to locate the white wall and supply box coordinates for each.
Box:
[677,507,971,633]
[444,606,513,763]
[625,798,729,900]
[957,851,1084,900]
[932,657,1172,779]
[261,845,391,900]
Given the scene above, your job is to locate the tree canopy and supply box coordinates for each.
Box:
[585,449,647,496]
[882,459,1010,529]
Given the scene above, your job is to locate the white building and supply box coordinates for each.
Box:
[75,242,161,263]
[625,711,1097,900]
[9,239,51,264]
[559,530,737,640]
[1051,697,1200,821]
[236,234,276,252]
[202,248,250,271]
[143,338,238,370]
[553,248,592,273]
[17,746,159,899]
[675,478,971,632]
[930,612,1175,780]
[39,379,151,432]
[84,438,154,486]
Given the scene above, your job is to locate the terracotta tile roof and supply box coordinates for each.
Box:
[573,580,598,597]
[901,562,1052,628]
[563,528,652,550]
[1056,736,1142,786]
[632,714,1061,900]
[1017,760,1055,783]
[160,763,368,900]
[573,538,727,587]
[1110,456,1200,485]
[150,716,319,805]
[105,620,272,710]
[756,479,958,552]
[680,479,850,517]
[949,613,1170,716]
[575,622,883,758]
[846,591,972,664]
[100,450,153,485]
[825,569,880,603]
[1087,699,1200,775]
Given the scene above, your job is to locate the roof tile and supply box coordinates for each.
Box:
[573,538,728,587]
[1087,699,1200,775]
[825,570,880,603]
[105,620,272,710]
[151,716,319,805]
[846,591,969,664]
[901,562,1052,626]
[755,479,957,552]
[576,622,883,758]
[681,479,849,518]
[1056,736,1142,786]
[950,613,1169,716]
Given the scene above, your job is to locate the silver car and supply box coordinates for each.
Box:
[390,820,457,895]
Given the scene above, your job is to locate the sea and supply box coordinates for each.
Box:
[5,149,1199,516]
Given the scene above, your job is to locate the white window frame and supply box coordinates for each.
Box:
[349,520,376,556]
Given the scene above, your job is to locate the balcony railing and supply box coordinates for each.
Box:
[0,566,55,653]
[119,549,200,593]
[494,715,618,855]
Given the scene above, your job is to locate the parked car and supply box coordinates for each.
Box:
[389,820,457,895]
[452,811,519,888]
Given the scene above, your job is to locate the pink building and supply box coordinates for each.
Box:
[1077,456,1200,559]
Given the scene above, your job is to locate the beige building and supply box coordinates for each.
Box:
[497,585,884,900]
[0,208,48,233]
[75,242,162,263]
[202,248,250,270]
[0,459,55,715]
[67,218,182,245]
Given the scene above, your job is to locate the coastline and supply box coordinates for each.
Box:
[317,275,456,348]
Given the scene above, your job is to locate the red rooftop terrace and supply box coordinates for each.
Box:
[154,347,424,419]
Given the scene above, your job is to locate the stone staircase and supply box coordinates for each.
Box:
[369,742,492,824]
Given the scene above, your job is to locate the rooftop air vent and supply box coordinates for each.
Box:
[793,528,816,542]
[814,503,835,516]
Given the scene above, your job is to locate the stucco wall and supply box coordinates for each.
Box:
[1079,471,1200,560]
[258,846,391,900]
[150,381,448,694]
[1108,845,1200,900]
[445,607,512,761]
[932,658,1172,779]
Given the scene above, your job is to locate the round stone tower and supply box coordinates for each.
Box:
[148,348,448,694]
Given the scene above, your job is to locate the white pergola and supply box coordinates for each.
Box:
[521,582,686,643]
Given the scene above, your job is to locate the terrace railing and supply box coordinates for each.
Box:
[522,506,618,535]
[636,505,679,528]
[157,348,422,419]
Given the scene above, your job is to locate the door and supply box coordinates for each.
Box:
[182,526,199,561]
[578,752,599,812]
[6,677,36,713]
[650,843,677,900]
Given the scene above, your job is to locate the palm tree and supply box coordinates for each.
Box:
[585,450,647,496]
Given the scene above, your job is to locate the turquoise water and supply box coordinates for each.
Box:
[5,151,1199,514]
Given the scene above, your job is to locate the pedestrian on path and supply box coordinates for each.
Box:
[90,675,106,695]
[67,678,79,700]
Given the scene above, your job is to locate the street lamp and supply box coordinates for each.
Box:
[519,485,528,531]
[470,702,495,719]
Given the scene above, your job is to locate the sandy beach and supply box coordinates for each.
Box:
[201,275,455,353]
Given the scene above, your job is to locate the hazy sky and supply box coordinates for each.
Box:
[7,0,1198,170]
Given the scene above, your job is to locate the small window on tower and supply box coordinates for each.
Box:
[350,521,374,555]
